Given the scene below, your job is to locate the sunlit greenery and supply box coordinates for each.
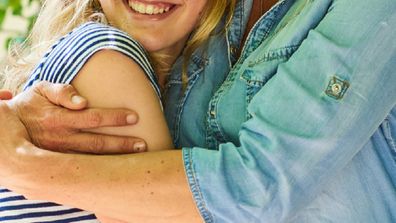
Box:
[0,0,40,49]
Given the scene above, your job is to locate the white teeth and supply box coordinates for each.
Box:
[146,5,154,14]
[129,1,172,15]
[137,4,145,13]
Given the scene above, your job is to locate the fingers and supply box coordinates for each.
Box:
[0,90,13,100]
[53,133,147,155]
[10,81,142,154]
[43,108,139,130]
[33,81,88,110]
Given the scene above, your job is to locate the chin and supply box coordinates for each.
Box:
[139,39,169,53]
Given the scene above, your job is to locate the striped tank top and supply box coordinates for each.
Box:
[1,22,160,222]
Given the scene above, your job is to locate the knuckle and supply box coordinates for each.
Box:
[90,136,106,153]
[40,138,57,150]
[36,133,66,151]
[41,111,62,129]
[113,112,127,125]
[32,81,51,97]
[33,81,47,91]
[61,85,75,96]
[24,115,53,141]
[87,112,103,127]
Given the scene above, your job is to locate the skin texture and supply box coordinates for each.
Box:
[0,0,279,221]
[0,101,200,222]
[72,50,173,151]
[67,48,176,220]
[8,82,146,154]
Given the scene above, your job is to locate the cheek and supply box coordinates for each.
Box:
[177,9,205,35]
[99,1,125,24]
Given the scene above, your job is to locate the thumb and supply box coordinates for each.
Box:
[34,81,88,110]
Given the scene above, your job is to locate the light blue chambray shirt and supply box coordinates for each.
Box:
[164,0,396,222]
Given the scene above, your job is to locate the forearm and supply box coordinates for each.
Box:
[1,140,201,222]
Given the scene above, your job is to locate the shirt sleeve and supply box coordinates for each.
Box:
[182,1,396,222]
[24,22,161,100]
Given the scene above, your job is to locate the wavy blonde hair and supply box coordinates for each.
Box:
[1,0,236,94]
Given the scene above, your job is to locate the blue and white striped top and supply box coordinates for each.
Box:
[24,22,161,99]
[1,22,160,222]
[0,187,98,222]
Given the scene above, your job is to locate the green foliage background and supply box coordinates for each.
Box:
[0,0,40,87]
[0,0,40,49]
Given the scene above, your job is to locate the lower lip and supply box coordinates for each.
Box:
[124,1,178,21]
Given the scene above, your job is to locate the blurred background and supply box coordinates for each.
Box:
[0,0,40,59]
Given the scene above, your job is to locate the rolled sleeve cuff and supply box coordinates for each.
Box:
[182,147,214,223]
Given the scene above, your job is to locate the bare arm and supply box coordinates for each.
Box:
[0,103,200,222]
[71,49,173,151]
[0,48,199,221]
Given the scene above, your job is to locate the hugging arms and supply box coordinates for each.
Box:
[1,0,396,222]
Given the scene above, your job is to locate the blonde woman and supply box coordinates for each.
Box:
[0,0,234,222]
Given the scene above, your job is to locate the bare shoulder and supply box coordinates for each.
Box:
[74,49,159,103]
[81,49,149,80]
[71,49,173,151]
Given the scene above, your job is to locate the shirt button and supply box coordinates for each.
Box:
[210,110,216,117]
[331,83,342,95]
[230,46,238,55]
[325,76,350,100]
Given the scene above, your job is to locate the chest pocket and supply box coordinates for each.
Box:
[241,69,267,106]
[239,45,299,119]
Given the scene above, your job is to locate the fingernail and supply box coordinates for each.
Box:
[71,95,85,104]
[127,114,138,124]
[134,141,146,152]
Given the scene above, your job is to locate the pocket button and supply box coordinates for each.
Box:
[325,76,350,100]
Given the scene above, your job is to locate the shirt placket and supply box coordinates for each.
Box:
[205,0,289,149]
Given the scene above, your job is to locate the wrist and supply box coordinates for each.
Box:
[0,101,40,188]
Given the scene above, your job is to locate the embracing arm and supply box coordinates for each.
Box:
[0,113,200,222]
[180,1,396,222]
[0,48,197,221]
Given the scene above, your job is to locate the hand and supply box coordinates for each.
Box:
[0,101,29,142]
[0,101,32,181]
[8,81,147,154]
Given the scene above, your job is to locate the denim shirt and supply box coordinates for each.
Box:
[164,0,396,222]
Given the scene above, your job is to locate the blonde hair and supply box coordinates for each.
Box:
[180,0,236,89]
[1,0,236,94]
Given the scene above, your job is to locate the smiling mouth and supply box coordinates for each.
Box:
[128,0,176,15]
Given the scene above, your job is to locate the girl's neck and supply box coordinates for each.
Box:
[150,52,177,89]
